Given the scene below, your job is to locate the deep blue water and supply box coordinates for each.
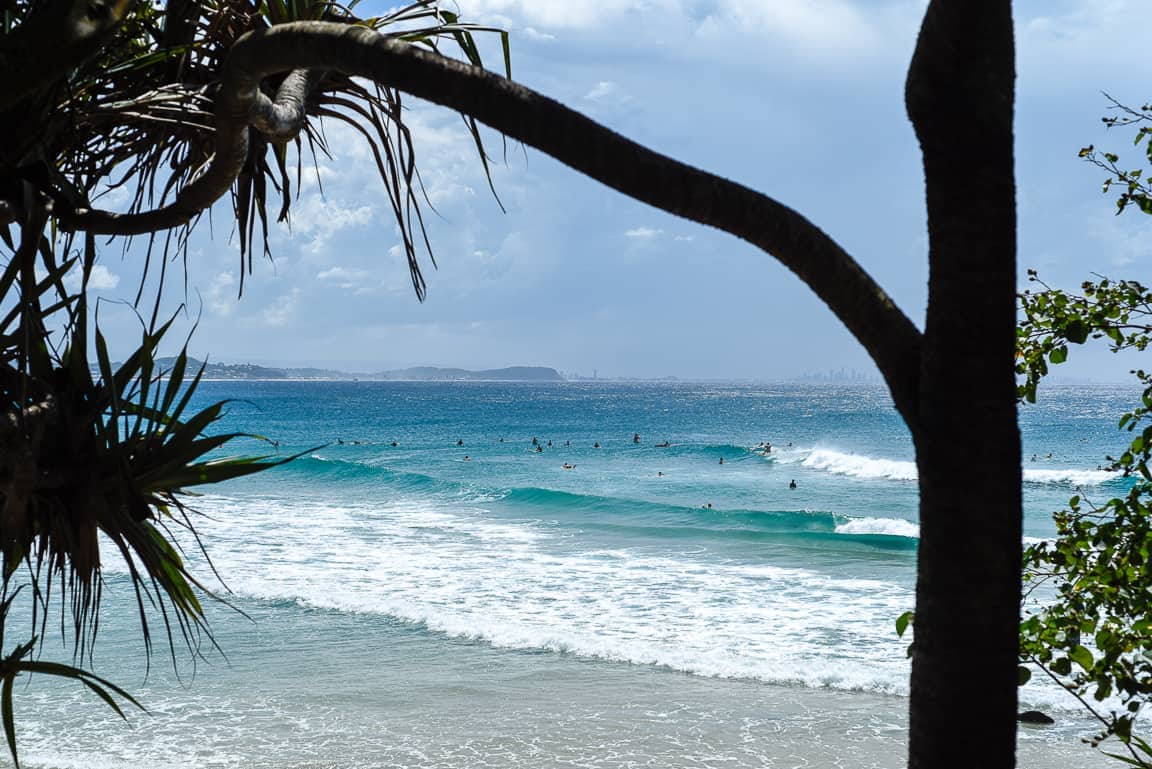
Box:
[12,381,1131,768]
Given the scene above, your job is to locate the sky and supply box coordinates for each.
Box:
[90,0,1152,381]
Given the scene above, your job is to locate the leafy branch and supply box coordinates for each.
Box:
[1017,272,1152,766]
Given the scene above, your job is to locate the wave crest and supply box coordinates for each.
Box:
[801,449,916,481]
[802,448,1118,486]
[835,517,920,538]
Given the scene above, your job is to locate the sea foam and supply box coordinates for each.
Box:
[835,517,920,538]
[181,494,917,697]
[801,449,917,481]
[801,448,1116,486]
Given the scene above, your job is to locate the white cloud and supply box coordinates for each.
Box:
[317,266,370,281]
[64,263,120,292]
[625,227,663,239]
[205,271,237,317]
[522,26,555,42]
[463,0,659,30]
[580,81,635,112]
[261,288,300,327]
[463,0,907,68]
[89,265,120,291]
[317,266,375,291]
[286,194,374,254]
[586,81,622,101]
[698,0,883,55]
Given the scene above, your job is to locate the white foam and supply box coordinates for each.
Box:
[801,449,917,481]
[835,517,920,538]
[801,448,1116,486]
[176,494,917,697]
[1022,467,1117,486]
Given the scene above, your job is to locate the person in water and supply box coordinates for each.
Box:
[789,479,797,490]
[655,440,670,448]
[457,438,464,446]
[562,462,575,470]
[657,471,664,477]
[536,444,544,453]
[633,433,641,444]
[718,457,724,465]
[391,441,398,447]
[593,442,601,448]
[463,455,471,461]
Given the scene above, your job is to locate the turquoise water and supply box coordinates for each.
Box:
[12,381,1135,768]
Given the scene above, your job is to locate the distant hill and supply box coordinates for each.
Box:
[154,357,289,379]
[147,359,563,381]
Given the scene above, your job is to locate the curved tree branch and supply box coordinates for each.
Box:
[66,22,924,424]
[250,68,327,140]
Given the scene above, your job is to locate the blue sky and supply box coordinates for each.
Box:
[91,0,1152,380]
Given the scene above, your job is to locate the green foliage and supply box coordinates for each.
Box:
[1016,271,1152,404]
[1079,96,1152,218]
[1018,272,1152,766]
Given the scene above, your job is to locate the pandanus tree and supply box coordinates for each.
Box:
[1,1,1022,768]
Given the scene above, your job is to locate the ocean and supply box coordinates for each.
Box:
[12,381,1135,768]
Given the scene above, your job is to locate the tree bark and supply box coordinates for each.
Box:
[906,2,1021,768]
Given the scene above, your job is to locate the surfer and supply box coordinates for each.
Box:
[593,442,601,448]
[657,471,664,477]
[633,433,641,444]
[718,457,724,465]
[457,438,464,446]
[655,440,670,448]
[463,455,471,461]
[789,479,797,490]
[536,444,544,453]
[562,462,575,470]
[391,441,398,447]
[547,440,553,447]
[532,436,539,446]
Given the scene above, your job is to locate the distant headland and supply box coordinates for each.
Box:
[153,358,564,382]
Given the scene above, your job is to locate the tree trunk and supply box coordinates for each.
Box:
[906,2,1022,767]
